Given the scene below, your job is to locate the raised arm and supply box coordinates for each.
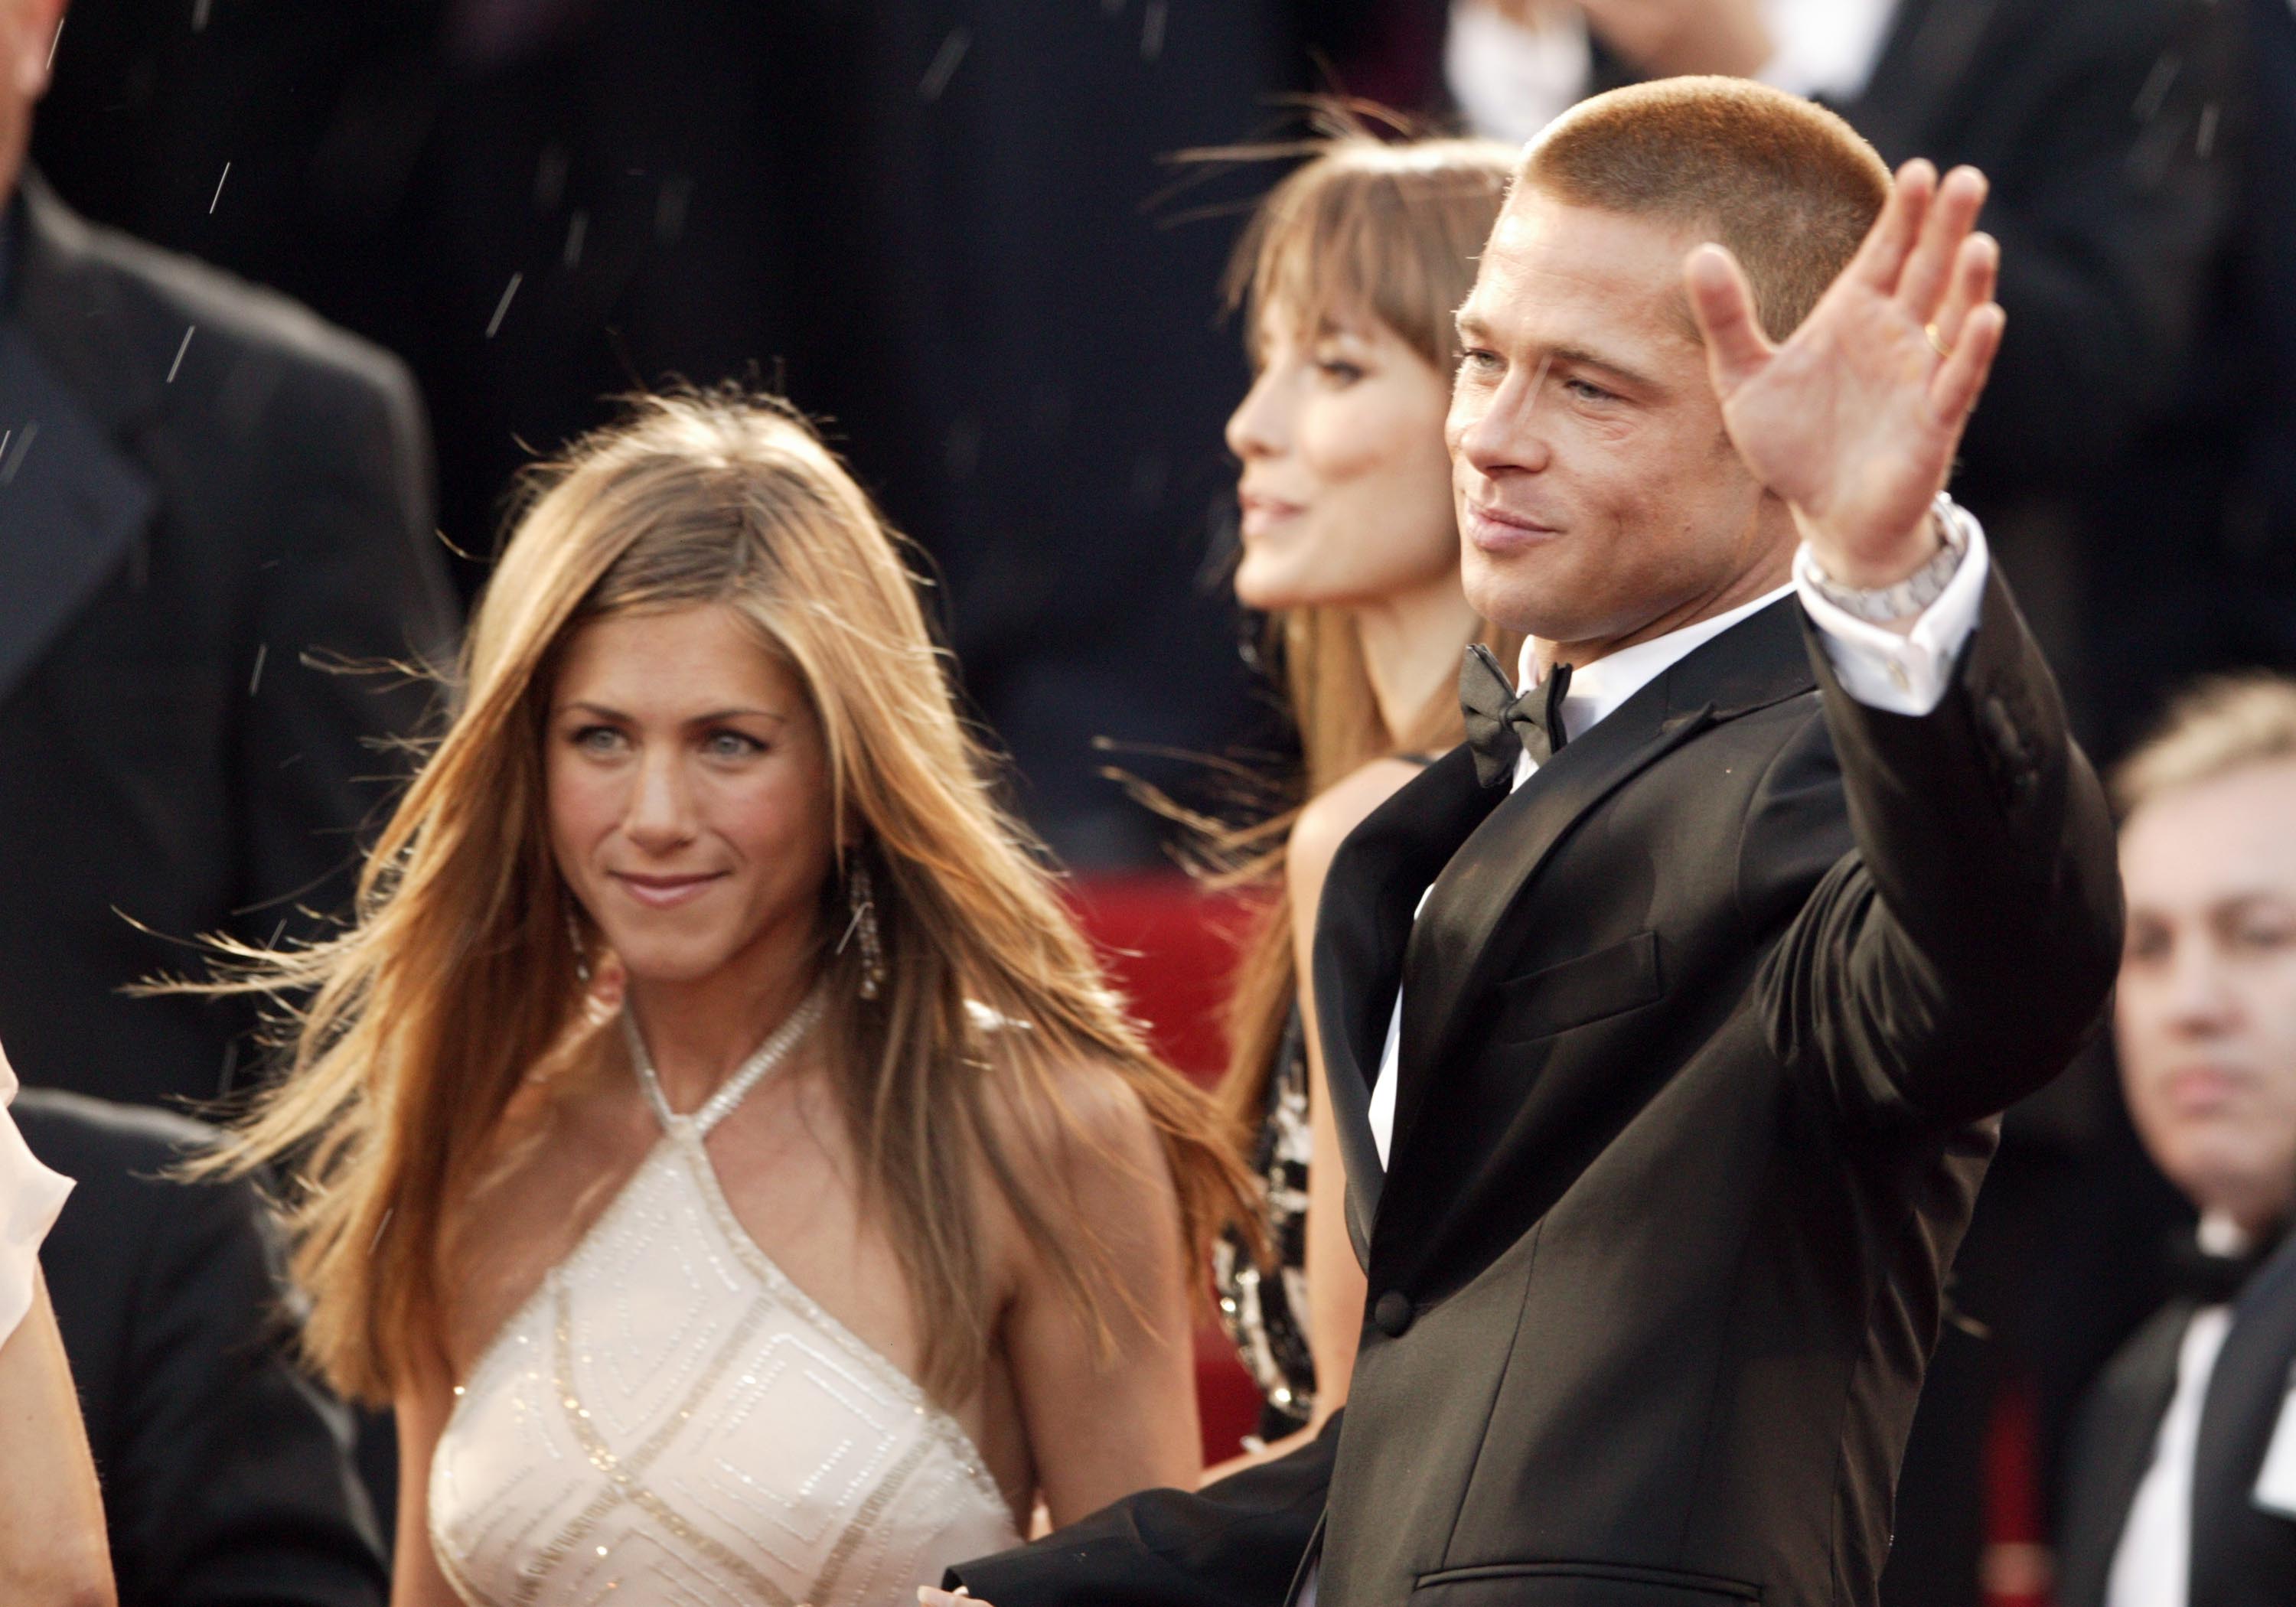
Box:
[1691,161,2123,1123]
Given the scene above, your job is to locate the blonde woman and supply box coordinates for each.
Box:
[207,392,1247,1607]
[1206,128,1521,1472]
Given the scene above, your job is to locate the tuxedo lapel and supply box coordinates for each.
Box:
[1385,599,1814,1181]
[0,324,155,705]
[2058,1302,2198,1607]
[1311,742,1497,1254]
[0,178,161,706]
[2192,1234,2296,1591]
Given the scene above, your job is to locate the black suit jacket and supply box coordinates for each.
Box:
[0,174,455,1107]
[957,572,2120,1606]
[18,1089,386,1607]
[2056,1234,2296,1607]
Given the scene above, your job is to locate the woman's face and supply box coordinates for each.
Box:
[546,602,837,990]
[1225,298,1462,612]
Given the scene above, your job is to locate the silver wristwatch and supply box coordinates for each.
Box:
[1805,494,1974,624]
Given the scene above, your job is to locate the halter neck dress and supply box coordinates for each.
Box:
[429,1006,1021,1606]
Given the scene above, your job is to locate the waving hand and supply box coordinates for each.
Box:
[1686,160,2004,588]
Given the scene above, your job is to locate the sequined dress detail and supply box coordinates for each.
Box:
[428,1009,1020,1606]
[1212,1009,1316,1439]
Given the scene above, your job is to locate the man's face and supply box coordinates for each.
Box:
[2117,760,2296,1234]
[1446,190,1789,650]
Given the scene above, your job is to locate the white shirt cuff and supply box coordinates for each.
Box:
[1792,513,1991,717]
[0,1061,70,1347]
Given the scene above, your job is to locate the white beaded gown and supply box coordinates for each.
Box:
[429,1001,1021,1606]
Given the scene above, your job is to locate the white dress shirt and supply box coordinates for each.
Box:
[1447,0,1903,147]
[1366,521,1991,1165]
[2103,1214,2255,1607]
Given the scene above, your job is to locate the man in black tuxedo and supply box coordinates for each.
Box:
[938,76,2121,1607]
[0,0,456,1107]
[17,1088,388,1607]
[2054,677,2296,1607]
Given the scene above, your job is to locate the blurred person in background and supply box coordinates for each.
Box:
[1199,124,1519,1472]
[203,393,1248,1607]
[0,0,458,1109]
[31,0,1430,873]
[0,1039,115,1607]
[2056,675,2296,1607]
[18,1089,387,1607]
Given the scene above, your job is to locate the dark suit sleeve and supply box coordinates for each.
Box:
[1746,570,2122,1129]
[1952,0,2242,481]
[236,347,455,937]
[109,1168,388,1607]
[947,1416,1338,1607]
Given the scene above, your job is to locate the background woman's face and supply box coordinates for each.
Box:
[1225,300,1461,612]
[546,602,837,989]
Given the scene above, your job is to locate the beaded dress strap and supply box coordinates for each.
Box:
[621,985,827,1139]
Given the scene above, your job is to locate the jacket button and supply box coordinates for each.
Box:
[1373,1290,1414,1337]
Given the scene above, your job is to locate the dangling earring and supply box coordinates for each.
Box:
[837,856,887,1000]
[565,901,592,983]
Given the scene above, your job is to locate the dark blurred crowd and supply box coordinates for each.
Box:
[4,2,2294,1604]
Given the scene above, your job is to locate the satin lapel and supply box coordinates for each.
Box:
[0,322,155,704]
[1385,598,1814,1176]
[2193,1234,2296,1579]
[1310,743,1496,1250]
[1841,0,2010,161]
[2056,1304,2196,1607]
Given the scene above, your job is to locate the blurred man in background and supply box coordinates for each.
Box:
[0,0,456,1109]
[2056,675,2296,1607]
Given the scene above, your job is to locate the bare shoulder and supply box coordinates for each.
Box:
[977,1048,1170,1198]
[1288,756,1430,906]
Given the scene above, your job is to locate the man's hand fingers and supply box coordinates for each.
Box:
[918,1589,975,1606]
[1685,243,1772,396]
[1929,232,1999,354]
[1848,158,1934,294]
[1928,302,2004,422]
[1895,166,1988,325]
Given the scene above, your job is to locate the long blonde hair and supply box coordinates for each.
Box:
[1208,125,1525,1143]
[204,389,1247,1407]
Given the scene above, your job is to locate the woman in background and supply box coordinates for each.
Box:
[206,391,1246,1606]
[1206,126,1520,1471]
[0,1038,113,1605]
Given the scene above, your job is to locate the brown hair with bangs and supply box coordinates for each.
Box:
[191,388,1250,1407]
[1521,75,1892,341]
[1199,119,1523,1160]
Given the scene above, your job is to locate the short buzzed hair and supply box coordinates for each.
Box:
[1520,76,1893,342]
[2114,673,2296,819]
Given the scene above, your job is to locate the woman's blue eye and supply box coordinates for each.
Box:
[572,725,625,754]
[706,731,765,758]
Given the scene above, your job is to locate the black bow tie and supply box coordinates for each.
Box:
[2163,1228,2281,1306]
[1461,644,1572,788]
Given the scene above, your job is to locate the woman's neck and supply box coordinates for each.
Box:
[622,934,822,1115]
[1352,573,1484,750]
